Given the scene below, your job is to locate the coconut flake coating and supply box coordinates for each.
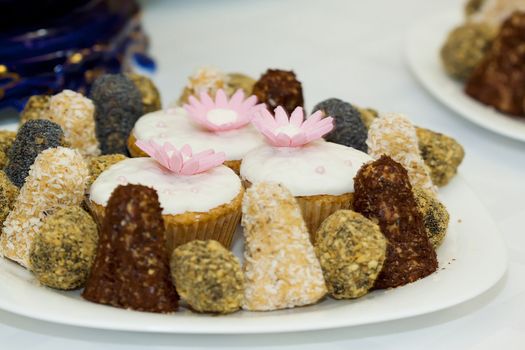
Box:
[241,182,326,311]
[5,119,65,188]
[127,73,162,114]
[0,147,88,268]
[90,74,143,155]
[413,187,450,249]
[171,240,243,314]
[47,90,100,157]
[353,155,438,289]
[0,130,17,169]
[440,22,496,81]
[313,98,368,152]
[314,210,387,299]
[367,113,436,194]
[82,184,178,313]
[0,171,18,226]
[20,95,51,125]
[86,154,127,188]
[252,69,304,115]
[29,206,98,290]
[416,128,465,186]
[177,67,232,105]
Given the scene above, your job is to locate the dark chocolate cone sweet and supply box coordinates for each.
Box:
[353,155,438,289]
[82,184,178,313]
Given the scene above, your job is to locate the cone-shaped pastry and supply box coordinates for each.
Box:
[241,182,326,311]
[367,113,436,194]
[353,155,438,289]
[82,184,178,313]
[0,147,88,268]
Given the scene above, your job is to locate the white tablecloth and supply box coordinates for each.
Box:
[1,0,524,348]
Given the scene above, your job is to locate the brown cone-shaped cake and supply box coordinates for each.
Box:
[465,11,525,116]
[82,184,178,313]
[353,155,438,289]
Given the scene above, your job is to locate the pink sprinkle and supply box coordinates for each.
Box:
[315,166,325,174]
[165,108,178,114]
[156,122,167,128]
[190,187,199,193]
[345,160,353,167]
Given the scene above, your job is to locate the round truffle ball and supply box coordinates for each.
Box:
[170,240,244,314]
[465,0,486,17]
[29,206,98,290]
[0,130,17,169]
[440,22,496,81]
[0,171,18,225]
[356,106,379,130]
[413,187,449,249]
[87,154,127,188]
[314,210,387,299]
[312,98,368,152]
[227,73,256,96]
[127,73,162,114]
[20,95,51,125]
[5,119,65,188]
[252,69,304,115]
[416,127,465,187]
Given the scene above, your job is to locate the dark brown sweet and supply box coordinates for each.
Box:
[90,74,143,155]
[252,69,304,114]
[353,155,438,289]
[82,184,178,313]
[465,12,525,116]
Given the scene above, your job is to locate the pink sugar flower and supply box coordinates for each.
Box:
[184,89,264,131]
[135,140,225,175]
[252,106,334,147]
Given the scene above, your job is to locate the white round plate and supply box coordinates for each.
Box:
[406,11,525,142]
[0,174,507,334]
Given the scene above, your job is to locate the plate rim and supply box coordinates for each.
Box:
[406,10,525,142]
[0,174,508,334]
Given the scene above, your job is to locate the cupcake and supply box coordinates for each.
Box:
[88,141,243,252]
[128,89,266,173]
[240,106,373,240]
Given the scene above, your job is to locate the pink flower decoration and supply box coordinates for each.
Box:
[252,106,334,147]
[135,140,226,175]
[184,89,264,131]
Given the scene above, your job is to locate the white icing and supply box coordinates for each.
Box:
[240,141,373,196]
[90,158,242,215]
[206,108,238,125]
[132,108,265,161]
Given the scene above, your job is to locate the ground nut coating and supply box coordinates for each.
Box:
[171,240,243,314]
[314,210,387,299]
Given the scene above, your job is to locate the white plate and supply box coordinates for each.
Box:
[0,175,507,334]
[406,11,525,142]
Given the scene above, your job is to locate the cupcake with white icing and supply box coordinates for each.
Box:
[128,89,265,173]
[89,141,243,251]
[240,106,372,241]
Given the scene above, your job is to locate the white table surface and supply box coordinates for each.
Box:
[1,0,524,348]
